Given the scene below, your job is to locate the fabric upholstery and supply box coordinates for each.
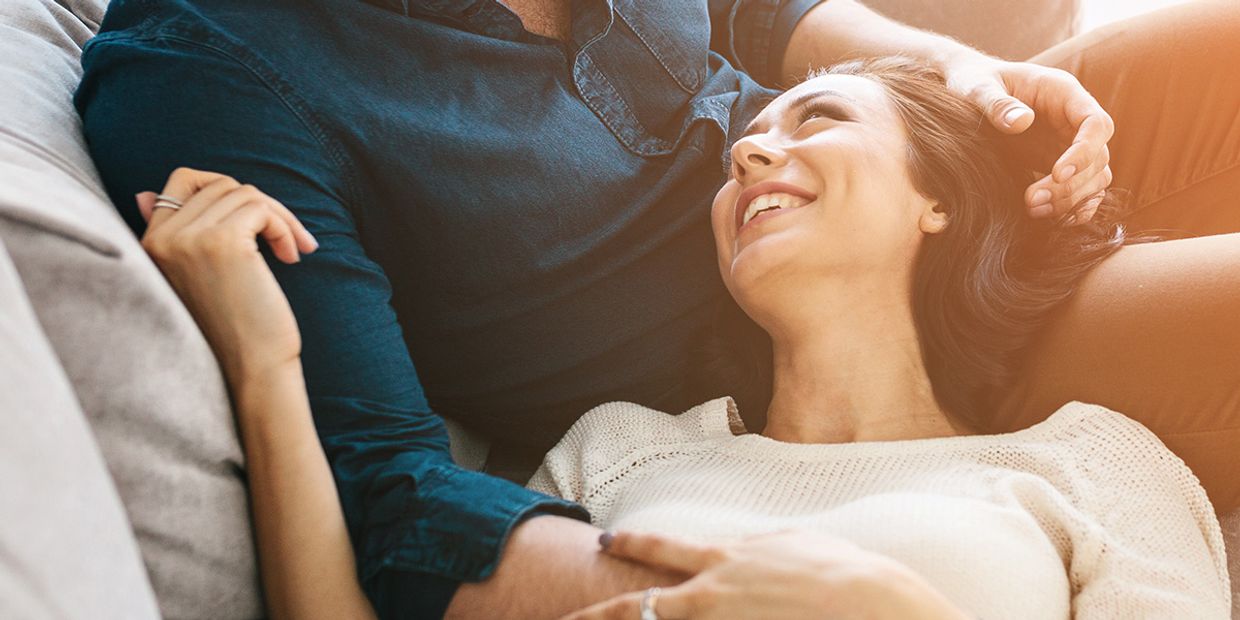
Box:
[0,0,261,616]
[0,0,1232,614]
[0,235,159,620]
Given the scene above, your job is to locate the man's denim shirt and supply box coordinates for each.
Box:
[76,0,821,616]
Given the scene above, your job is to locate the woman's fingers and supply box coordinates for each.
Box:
[602,530,725,575]
[146,168,237,232]
[136,191,158,222]
[558,585,699,620]
[140,167,317,263]
[219,201,302,264]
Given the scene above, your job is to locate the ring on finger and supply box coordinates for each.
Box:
[639,587,661,620]
[152,194,184,212]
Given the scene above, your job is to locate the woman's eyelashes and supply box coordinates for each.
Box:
[796,101,852,128]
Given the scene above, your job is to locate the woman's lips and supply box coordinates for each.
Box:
[733,181,818,232]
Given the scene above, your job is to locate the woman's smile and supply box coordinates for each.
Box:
[734,181,818,233]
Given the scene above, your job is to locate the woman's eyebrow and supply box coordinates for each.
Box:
[740,89,859,138]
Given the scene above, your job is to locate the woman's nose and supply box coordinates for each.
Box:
[730,137,786,180]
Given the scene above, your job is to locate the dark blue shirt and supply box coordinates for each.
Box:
[75,0,817,616]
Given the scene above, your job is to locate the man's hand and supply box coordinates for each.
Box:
[782,0,1114,225]
[942,54,1114,223]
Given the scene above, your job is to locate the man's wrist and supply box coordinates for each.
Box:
[782,0,989,83]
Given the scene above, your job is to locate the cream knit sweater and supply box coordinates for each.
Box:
[528,399,1230,618]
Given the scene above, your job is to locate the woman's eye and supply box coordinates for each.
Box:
[797,103,850,127]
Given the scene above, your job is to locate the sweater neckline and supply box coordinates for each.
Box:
[697,397,1096,461]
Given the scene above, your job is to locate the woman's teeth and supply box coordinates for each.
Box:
[742,193,810,227]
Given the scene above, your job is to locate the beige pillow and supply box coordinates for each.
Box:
[0,1,261,616]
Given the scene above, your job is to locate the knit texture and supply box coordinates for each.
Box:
[528,399,1230,618]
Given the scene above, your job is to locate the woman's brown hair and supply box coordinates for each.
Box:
[699,57,1126,431]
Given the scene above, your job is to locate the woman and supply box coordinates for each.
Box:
[137,58,1228,618]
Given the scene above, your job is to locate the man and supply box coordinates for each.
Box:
[76,0,1116,616]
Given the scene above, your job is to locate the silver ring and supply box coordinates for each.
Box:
[639,586,660,620]
[152,194,184,212]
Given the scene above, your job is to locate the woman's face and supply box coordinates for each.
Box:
[710,73,944,324]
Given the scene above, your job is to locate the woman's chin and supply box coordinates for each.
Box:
[728,246,791,298]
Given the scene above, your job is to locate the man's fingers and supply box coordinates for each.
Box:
[1053,112,1113,182]
[969,82,1035,134]
[1027,141,1111,217]
[602,530,724,575]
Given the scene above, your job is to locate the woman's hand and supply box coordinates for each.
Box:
[942,54,1114,224]
[138,167,318,383]
[562,530,969,620]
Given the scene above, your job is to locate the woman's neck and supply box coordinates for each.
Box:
[760,294,964,444]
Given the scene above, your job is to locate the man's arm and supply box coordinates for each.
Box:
[778,0,976,85]
[76,27,674,619]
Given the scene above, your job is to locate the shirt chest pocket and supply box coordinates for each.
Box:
[573,0,710,156]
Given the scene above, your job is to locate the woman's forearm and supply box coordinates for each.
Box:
[232,362,376,620]
[781,0,979,83]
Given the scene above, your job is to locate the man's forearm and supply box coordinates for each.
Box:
[445,516,681,619]
[780,0,981,85]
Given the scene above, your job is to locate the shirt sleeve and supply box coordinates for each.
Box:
[1064,407,1231,617]
[76,31,588,620]
[708,0,827,85]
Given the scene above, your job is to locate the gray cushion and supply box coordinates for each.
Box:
[0,235,159,620]
[0,1,261,616]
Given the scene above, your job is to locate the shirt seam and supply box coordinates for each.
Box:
[85,31,365,213]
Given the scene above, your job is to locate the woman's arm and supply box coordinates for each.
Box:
[1062,409,1230,617]
[135,170,682,619]
[233,363,377,620]
[135,175,375,619]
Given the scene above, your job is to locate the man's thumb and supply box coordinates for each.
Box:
[987,94,1035,133]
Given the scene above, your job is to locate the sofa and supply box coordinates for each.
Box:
[0,0,1234,618]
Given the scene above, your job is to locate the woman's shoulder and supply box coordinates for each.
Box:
[563,396,744,453]
[1017,402,1219,517]
[529,397,741,504]
[1025,401,1179,459]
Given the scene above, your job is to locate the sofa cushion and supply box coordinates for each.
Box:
[0,1,261,616]
[0,236,160,620]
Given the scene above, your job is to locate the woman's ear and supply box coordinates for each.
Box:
[919,202,949,234]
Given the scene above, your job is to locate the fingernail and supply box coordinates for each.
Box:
[598,531,614,550]
[134,192,143,204]
[1031,189,1051,205]
[1030,204,1054,218]
[1003,107,1029,127]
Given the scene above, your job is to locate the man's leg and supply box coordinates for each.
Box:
[995,1,1240,512]
[1033,0,1240,237]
